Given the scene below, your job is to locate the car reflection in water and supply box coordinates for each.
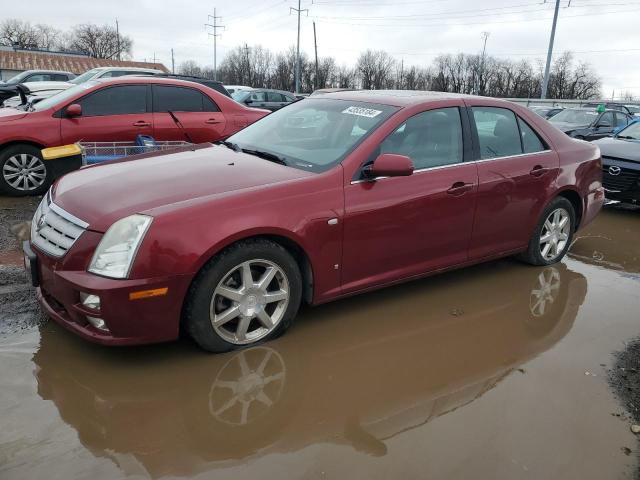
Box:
[34,261,587,478]
[569,206,640,275]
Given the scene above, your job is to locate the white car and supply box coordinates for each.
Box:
[224,85,252,95]
[1,81,73,108]
[68,66,165,85]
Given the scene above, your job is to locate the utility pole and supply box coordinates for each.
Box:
[171,48,175,74]
[478,31,490,95]
[115,19,120,61]
[243,43,251,85]
[541,0,561,99]
[313,21,318,90]
[290,0,308,94]
[205,8,225,81]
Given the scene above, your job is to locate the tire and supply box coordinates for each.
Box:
[519,197,576,266]
[0,144,52,196]
[184,239,302,353]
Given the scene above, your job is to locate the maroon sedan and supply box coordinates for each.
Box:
[0,77,268,196]
[24,91,604,352]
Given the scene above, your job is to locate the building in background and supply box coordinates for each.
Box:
[0,46,167,81]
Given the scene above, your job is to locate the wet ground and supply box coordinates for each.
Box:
[0,197,639,480]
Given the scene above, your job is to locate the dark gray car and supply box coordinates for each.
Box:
[549,108,633,141]
[231,88,297,111]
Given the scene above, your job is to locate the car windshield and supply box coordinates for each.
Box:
[625,105,640,114]
[5,72,29,84]
[69,69,101,84]
[550,109,598,125]
[616,122,640,140]
[231,90,252,102]
[226,98,398,172]
[31,81,97,111]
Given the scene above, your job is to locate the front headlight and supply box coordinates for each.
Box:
[88,214,152,279]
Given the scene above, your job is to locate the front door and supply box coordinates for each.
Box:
[152,85,226,143]
[466,104,560,259]
[341,106,478,294]
[60,84,153,143]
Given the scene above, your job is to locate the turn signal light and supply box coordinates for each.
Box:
[129,287,168,301]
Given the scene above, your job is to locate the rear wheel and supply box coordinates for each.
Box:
[184,239,302,353]
[519,197,576,266]
[0,144,52,196]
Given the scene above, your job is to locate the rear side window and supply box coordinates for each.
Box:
[517,117,546,153]
[614,112,629,127]
[153,85,219,112]
[472,107,522,159]
[78,85,147,116]
[267,92,284,102]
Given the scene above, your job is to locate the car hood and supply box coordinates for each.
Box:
[549,121,589,132]
[52,145,314,232]
[592,137,640,162]
[0,107,28,122]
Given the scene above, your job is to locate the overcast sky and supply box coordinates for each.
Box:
[6,0,640,97]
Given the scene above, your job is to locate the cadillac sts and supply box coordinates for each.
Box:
[24,91,604,352]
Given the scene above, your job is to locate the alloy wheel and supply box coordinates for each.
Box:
[210,259,290,345]
[529,267,561,317]
[3,154,47,191]
[539,208,571,262]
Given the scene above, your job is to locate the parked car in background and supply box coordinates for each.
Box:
[0,77,268,195]
[624,104,640,116]
[68,66,164,85]
[592,119,640,204]
[150,74,231,97]
[224,85,252,95]
[1,81,73,109]
[24,91,603,352]
[582,102,637,116]
[549,107,633,140]
[0,69,75,85]
[529,105,564,119]
[231,88,297,111]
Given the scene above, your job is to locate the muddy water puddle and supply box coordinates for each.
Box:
[1,206,639,479]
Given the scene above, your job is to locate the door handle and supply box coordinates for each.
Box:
[446,182,474,195]
[132,120,151,127]
[530,165,550,177]
[205,119,222,124]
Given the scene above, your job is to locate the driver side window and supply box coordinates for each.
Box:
[380,107,463,170]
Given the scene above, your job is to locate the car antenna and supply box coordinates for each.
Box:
[167,110,195,145]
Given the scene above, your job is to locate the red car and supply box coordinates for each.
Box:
[0,77,268,196]
[24,91,604,352]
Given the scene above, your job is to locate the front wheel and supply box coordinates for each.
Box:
[184,239,302,353]
[0,144,52,196]
[519,197,576,266]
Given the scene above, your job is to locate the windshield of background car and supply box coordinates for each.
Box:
[231,90,252,102]
[617,121,640,140]
[226,98,399,172]
[32,81,98,111]
[626,105,640,114]
[550,109,598,125]
[5,72,29,84]
[69,69,101,84]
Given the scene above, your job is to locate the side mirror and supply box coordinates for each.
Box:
[66,103,82,117]
[365,153,414,178]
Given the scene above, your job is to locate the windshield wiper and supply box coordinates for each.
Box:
[617,135,637,140]
[215,140,241,152]
[241,148,288,166]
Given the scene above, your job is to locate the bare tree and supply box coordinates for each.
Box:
[63,24,132,59]
[178,60,203,77]
[0,19,39,48]
[34,24,61,50]
[356,50,396,89]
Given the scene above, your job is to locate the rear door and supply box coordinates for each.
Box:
[466,103,559,259]
[60,84,152,143]
[267,91,288,111]
[152,85,226,143]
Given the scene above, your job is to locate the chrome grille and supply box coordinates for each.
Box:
[31,192,87,258]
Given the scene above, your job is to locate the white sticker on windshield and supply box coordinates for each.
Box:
[342,106,382,118]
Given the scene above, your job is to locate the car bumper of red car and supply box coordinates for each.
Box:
[582,186,605,229]
[27,243,193,346]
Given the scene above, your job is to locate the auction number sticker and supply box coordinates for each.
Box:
[342,106,382,118]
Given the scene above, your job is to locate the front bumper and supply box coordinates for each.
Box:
[27,242,193,346]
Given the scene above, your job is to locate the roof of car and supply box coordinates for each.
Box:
[323,89,488,107]
[92,77,223,88]
[153,74,223,84]
[90,66,163,72]
[20,69,75,74]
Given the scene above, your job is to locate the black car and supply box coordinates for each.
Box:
[549,108,633,141]
[529,105,564,119]
[582,102,636,116]
[231,88,297,111]
[0,69,75,85]
[151,74,231,98]
[592,120,640,204]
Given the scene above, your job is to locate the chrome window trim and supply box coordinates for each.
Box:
[350,149,552,185]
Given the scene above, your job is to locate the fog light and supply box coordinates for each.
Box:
[86,316,109,332]
[80,292,101,311]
